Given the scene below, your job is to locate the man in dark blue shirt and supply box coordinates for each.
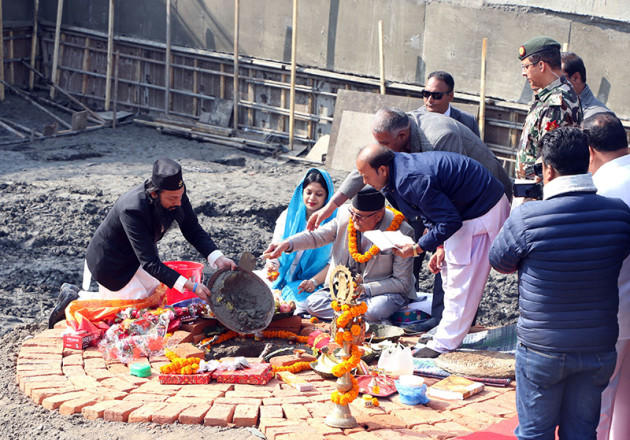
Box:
[356,144,510,357]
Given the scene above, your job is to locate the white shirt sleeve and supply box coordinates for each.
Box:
[207,250,225,269]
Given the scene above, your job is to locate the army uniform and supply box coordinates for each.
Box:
[517,75,582,178]
[515,36,583,179]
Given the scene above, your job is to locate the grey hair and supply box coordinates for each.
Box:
[371,107,410,134]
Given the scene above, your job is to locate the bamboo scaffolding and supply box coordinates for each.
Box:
[378,20,385,95]
[288,0,298,150]
[165,0,171,115]
[0,80,72,129]
[0,0,4,101]
[233,0,239,129]
[50,0,63,98]
[29,0,40,90]
[104,0,114,111]
[479,38,487,140]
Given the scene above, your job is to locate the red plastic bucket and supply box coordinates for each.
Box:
[164,261,205,305]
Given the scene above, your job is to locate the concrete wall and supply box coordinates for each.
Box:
[25,0,630,118]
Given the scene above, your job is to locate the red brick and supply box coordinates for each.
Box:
[419,421,473,437]
[283,403,310,420]
[59,395,102,415]
[19,344,63,355]
[30,387,78,405]
[306,418,344,435]
[346,432,383,440]
[103,401,144,422]
[179,404,211,424]
[204,403,235,426]
[106,363,129,375]
[233,403,259,426]
[180,318,216,335]
[171,342,204,360]
[165,330,193,346]
[63,348,83,357]
[86,368,116,381]
[91,387,128,400]
[53,320,68,329]
[225,389,274,399]
[22,337,63,348]
[267,426,323,440]
[265,315,302,334]
[16,370,63,383]
[174,386,225,399]
[18,352,62,360]
[127,402,168,423]
[306,402,335,417]
[132,382,181,395]
[465,401,515,417]
[21,375,71,394]
[100,377,137,393]
[42,390,95,410]
[62,354,84,367]
[166,396,216,405]
[82,347,103,358]
[62,366,87,376]
[123,393,169,402]
[389,408,449,427]
[372,429,430,439]
[83,357,106,369]
[276,434,326,440]
[16,363,62,372]
[260,405,284,419]
[214,397,262,406]
[151,403,191,424]
[258,418,301,436]
[263,396,311,405]
[81,400,121,420]
[68,374,101,389]
[270,354,313,369]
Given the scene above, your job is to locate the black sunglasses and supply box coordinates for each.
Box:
[421,90,449,100]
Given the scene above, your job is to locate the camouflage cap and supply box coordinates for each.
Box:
[518,36,561,61]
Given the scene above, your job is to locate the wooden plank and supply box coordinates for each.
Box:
[112,51,119,128]
[288,0,298,150]
[29,0,40,90]
[50,0,64,98]
[378,20,385,95]
[233,0,239,129]
[192,58,198,116]
[0,0,4,101]
[0,80,72,129]
[0,118,26,139]
[105,0,114,111]
[81,37,90,96]
[8,30,14,84]
[164,0,171,114]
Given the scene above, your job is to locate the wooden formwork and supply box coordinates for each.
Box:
[5,21,537,164]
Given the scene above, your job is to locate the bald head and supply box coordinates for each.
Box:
[356,144,394,191]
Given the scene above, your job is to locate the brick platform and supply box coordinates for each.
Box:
[17,326,517,439]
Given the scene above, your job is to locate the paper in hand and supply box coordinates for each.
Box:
[363,230,415,250]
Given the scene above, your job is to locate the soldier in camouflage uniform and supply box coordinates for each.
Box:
[516,36,582,179]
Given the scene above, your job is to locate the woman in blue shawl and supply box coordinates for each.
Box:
[266,168,336,310]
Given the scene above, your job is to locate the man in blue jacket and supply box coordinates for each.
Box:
[356,144,510,357]
[489,127,630,440]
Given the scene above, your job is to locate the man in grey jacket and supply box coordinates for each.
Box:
[263,187,415,322]
[561,52,612,119]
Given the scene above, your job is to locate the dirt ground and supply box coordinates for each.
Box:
[0,92,518,439]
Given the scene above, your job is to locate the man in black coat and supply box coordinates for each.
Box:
[49,158,236,328]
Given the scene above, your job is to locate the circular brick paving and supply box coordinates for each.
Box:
[17,326,518,439]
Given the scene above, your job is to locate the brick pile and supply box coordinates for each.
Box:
[16,323,517,439]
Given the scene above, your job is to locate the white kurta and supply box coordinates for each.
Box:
[593,154,630,440]
[427,194,510,353]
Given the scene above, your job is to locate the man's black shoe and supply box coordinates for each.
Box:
[48,287,79,329]
[413,347,442,359]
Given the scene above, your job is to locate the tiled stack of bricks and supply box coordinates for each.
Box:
[16,325,517,439]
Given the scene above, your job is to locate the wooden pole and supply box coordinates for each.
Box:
[233,0,239,130]
[378,20,385,95]
[105,0,114,111]
[288,0,298,150]
[478,38,487,141]
[113,51,119,129]
[29,0,40,90]
[165,0,171,115]
[0,0,4,101]
[0,79,72,129]
[50,0,64,99]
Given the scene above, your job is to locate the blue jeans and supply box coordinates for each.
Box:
[515,342,617,440]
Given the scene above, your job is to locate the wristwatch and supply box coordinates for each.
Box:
[412,244,419,257]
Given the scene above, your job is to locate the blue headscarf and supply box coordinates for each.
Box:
[272,168,337,303]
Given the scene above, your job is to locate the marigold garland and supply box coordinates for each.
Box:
[348,207,405,263]
[331,301,368,329]
[198,329,309,350]
[331,375,360,405]
[160,354,202,375]
[272,361,312,374]
[331,344,362,377]
[267,270,279,282]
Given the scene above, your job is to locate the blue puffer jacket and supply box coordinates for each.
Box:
[489,182,630,352]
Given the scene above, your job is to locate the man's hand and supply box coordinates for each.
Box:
[307,202,335,231]
[428,247,445,274]
[215,255,237,270]
[185,280,212,303]
[262,242,290,260]
[392,243,419,258]
[265,259,279,272]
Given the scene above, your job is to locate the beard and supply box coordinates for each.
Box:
[151,194,184,234]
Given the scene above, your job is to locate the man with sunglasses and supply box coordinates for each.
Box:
[516,36,582,180]
[417,71,480,138]
[263,187,416,323]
